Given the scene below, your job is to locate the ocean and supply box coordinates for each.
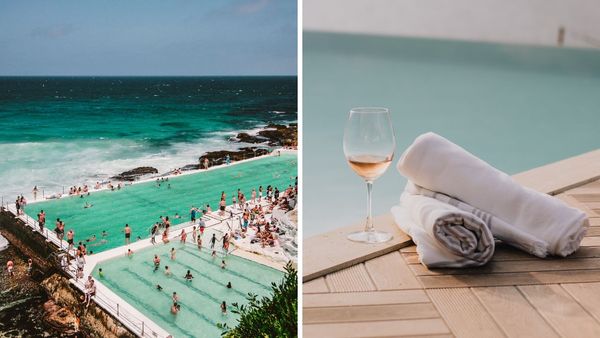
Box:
[0,76,297,201]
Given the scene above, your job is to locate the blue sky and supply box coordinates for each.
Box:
[0,0,297,75]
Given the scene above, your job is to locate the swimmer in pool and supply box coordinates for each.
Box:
[84,202,93,208]
[127,248,134,257]
[226,282,232,289]
[221,260,226,269]
[98,268,104,278]
[164,265,172,276]
[85,235,97,243]
[170,247,176,260]
[184,270,193,281]
[156,284,163,291]
[153,255,161,272]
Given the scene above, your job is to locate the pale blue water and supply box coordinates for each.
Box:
[25,153,297,253]
[92,230,284,338]
[303,32,600,236]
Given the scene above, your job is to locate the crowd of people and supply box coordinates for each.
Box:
[9,153,297,320]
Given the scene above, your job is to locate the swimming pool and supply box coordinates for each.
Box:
[25,153,297,253]
[92,228,284,338]
[303,32,600,236]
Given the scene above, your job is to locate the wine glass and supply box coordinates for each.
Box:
[343,107,396,243]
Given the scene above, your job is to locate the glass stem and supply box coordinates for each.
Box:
[365,181,373,232]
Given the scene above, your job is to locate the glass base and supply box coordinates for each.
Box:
[347,230,393,244]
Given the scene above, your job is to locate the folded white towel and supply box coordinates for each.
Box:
[391,204,490,268]
[400,187,495,262]
[397,132,588,257]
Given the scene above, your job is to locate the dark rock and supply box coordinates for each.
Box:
[235,132,267,144]
[43,300,79,335]
[198,147,270,167]
[111,167,158,181]
[234,124,297,147]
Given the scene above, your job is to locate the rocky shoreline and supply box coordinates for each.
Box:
[111,123,297,181]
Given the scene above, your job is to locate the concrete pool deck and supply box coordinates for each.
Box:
[303,149,600,337]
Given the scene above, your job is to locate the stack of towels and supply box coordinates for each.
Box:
[391,132,589,268]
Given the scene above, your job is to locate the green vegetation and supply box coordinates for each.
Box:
[219,262,298,338]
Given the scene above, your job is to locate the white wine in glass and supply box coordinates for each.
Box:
[343,107,396,243]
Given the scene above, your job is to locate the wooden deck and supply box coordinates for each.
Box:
[303,149,600,337]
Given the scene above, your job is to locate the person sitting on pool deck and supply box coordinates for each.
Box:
[153,255,160,272]
[184,270,193,281]
[170,247,176,260]
[164,265,172,276]
[123,224,131,245]
[84,277,96,307]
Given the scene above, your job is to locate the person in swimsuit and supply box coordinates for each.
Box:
[210,233,217,249]
[164,265,172,276]
[127,248,134,257]
[190,206,197,223]
[172,292,179,303]
[6,260,14,276]
[191,226,197,243]
[153,255,161,272]
[220,260,226,269]
[66,229,75,251]
[180,229,187,243]
[184,270,193,281]
[37,210,45,231]
[171,302,180,314]
[156,284,163,291]
[197,235,202,251]
[162,229,169,243]
[170,247,176,260]
[124,224,131,245]
[226,281,232,289]
[221,301,227,314]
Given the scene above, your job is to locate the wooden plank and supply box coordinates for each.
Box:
[365,251,422,290]
[472,286,559,338]
[303,277,329,294]
[585,227,600,236]
[571,193,600,203]
[325,263,376,292]
[303,289,430,308]
[418,269,600,288]
[303,213,412,282]
[562,282,600,324]
[555,194,598,217]
[581,237,600,247]
[411,257,600,276]
[303,318,450,338]
[512,149,600,195]
[519,284,600,338]
[304,303,439,324]
[591,218,600,226]
[427,288,504,338]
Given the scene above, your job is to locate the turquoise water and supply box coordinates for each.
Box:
[0,76,297,200]
[92,232,284,338]
[303,32,600,236]
[26,153,296,253]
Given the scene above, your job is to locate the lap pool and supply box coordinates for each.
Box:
[25,153,297,253]
[91,229,284,338]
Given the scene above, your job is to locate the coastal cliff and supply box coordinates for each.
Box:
[0,210,135,337]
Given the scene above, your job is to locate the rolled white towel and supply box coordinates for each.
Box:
[407,182,548,257]
[391,203,491,268]
[400,187,495,264]
[397,132,588,257]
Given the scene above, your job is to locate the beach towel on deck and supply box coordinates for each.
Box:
[391,185,495,267]
[396,132,588,257]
